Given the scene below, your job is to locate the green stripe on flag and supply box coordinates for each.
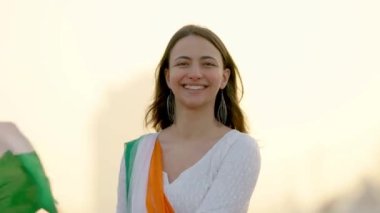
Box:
[0,151,57,213]
[17,152,57,213]
[124,137,141,212]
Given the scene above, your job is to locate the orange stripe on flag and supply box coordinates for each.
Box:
[146,140,174,213]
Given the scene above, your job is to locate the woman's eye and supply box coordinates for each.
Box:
[204,62,216,67]
[176,62,189,66]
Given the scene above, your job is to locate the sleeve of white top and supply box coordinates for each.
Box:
[195,134,261,213]
[116,155,127,213]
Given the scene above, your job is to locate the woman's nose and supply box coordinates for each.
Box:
[188,65,202,79]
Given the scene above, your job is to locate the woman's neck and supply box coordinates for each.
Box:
[170,106,223,140]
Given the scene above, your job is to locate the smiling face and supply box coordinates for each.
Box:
[166,35,230,111]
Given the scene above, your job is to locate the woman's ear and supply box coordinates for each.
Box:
[165,68,171,89]
[221,68,231,89]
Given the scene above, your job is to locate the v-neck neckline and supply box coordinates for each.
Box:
[161,129,236,187]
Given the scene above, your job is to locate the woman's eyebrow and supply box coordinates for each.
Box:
[174,56,191,61]
[200,56,217,61]
[174,56,217,61]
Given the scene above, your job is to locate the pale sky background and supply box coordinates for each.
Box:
[1,0,380,212]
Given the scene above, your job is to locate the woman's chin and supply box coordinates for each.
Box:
[178,100,213,111]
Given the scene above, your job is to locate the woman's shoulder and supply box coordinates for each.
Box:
[124,132,159,144]
[221,130,261,163]
[211,129,260,165]
[210,129,261,180]
[228,130,259,151]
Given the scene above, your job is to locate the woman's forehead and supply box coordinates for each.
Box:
[169,35,222,61]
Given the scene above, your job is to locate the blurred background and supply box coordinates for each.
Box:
[1,0,379,212]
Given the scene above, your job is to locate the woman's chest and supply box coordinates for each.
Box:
[163,160,214,213]
[161,141,215,184]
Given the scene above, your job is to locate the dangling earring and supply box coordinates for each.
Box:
[217,90,227,124]
[166,91,175,122]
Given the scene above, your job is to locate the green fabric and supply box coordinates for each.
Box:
[124,137,141,212]
[0,151,57,213]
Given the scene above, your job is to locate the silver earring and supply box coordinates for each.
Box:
[217,90,227,124]
[166,91,175,122]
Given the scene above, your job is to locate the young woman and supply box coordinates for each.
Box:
[117,25,261,213]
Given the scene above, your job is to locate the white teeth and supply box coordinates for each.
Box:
[184,85,205,90]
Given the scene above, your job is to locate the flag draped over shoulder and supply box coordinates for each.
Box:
[0,151,57,213]
[124,134,174,213]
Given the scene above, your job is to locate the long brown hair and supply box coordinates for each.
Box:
[145,24,248,132]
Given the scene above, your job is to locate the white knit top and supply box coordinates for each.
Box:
[117,130,261,213]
